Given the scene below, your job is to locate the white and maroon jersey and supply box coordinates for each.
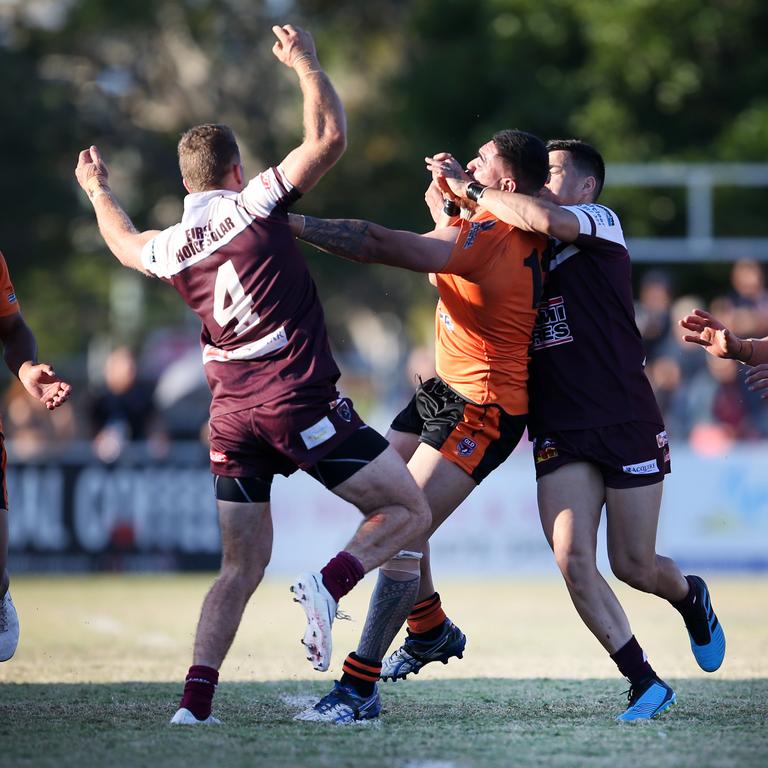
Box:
[527,203,663,436]
[141,166,340,417]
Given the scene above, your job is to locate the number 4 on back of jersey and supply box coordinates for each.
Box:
[213,259,260,335]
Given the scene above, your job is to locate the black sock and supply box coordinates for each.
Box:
[670,575,710,644]
[408,621,446,642]
[610,636,656,687]
[340,652,381,698]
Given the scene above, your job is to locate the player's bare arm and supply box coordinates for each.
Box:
[0,313,71,410]
[75,146,159,274]
[290,214,458,273]
[272,24,346,194]
[679,307,768,365]
[426,155,580,242]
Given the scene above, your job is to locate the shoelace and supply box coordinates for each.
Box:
[335,608,351,621]
[622,685,637,705]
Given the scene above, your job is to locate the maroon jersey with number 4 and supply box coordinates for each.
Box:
[527,203,663,436]
[141,166,340,417]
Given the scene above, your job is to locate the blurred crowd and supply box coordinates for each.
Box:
[2,258,768,460]
[638,258,768,449]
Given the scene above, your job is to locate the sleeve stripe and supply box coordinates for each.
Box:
[582,210,597,236]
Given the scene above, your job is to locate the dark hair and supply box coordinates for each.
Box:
[491,129,549,195]
[546,139,605,200]
[178,124,241,191]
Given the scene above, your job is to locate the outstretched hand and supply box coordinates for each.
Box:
[272,24,319,73]
[75,145,109,198]
[18,362,72,411]
[679,308,743,359]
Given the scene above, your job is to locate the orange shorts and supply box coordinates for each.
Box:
[390,377,526,483]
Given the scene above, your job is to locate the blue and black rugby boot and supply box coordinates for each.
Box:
[380,619,466,681]
[616,676,676,722]
[294,681,381,724]
[681,575,726,672]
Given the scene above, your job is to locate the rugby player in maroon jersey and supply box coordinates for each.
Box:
[0,251,71,663]
[75,24,430,725]
[420,139,726,722]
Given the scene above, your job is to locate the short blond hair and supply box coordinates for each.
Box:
[178,124,240,192]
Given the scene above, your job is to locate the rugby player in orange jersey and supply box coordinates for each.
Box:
[430,139,725,722]
[0,251,71,663]
[289,129,550,723]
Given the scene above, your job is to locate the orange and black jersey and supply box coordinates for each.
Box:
[434,210,548,415]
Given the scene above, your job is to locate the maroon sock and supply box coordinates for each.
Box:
[610,636,656,686]
[179,665,219,721]
[320,551,365,603]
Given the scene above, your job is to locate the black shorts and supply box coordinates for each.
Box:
[532,422,671,489]
[391,376,527,484]
[209,395,388,494]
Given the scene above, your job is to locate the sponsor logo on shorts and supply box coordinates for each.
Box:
[210,450,229,464]
[656,430,669,448]
[300,416,337,450]
[336,400,353,423]
[622,459,659,475]
[535,437,559,463]
[457,437,477,457]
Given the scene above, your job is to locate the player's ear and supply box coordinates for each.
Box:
[582,175,597,199]
[499,177,516,193]
[233,162,244,187]
[182,177,192,193]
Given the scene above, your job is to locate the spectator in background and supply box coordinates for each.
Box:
[635,270,673,361]
[684,355,768,448]
[88,345,164,461]
[726,258,768,339]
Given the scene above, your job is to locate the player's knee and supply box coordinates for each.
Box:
[611,557,655,592]
[555,548,598,587]
[219,557,268,596]
[405,494,432,537]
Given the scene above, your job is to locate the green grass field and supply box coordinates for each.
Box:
[1,575,767,767]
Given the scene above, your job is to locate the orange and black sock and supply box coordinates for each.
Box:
[406,592,447,641]
[340,652,381,697]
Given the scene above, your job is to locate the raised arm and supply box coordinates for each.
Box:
[0,313,71,410]
[75,146,159,274]
[426,156,580,242]
[289,214,457,273]
[271,25,346,194]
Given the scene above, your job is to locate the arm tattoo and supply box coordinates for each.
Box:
[298,216,371,262]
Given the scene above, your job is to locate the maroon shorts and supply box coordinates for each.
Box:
[209,395,370,479]
[532,422,671,489]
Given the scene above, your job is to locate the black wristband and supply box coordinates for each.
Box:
[442,199,460,216]
[466,182,487,202]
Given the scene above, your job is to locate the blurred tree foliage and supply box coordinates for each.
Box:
[0,0,766,363]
